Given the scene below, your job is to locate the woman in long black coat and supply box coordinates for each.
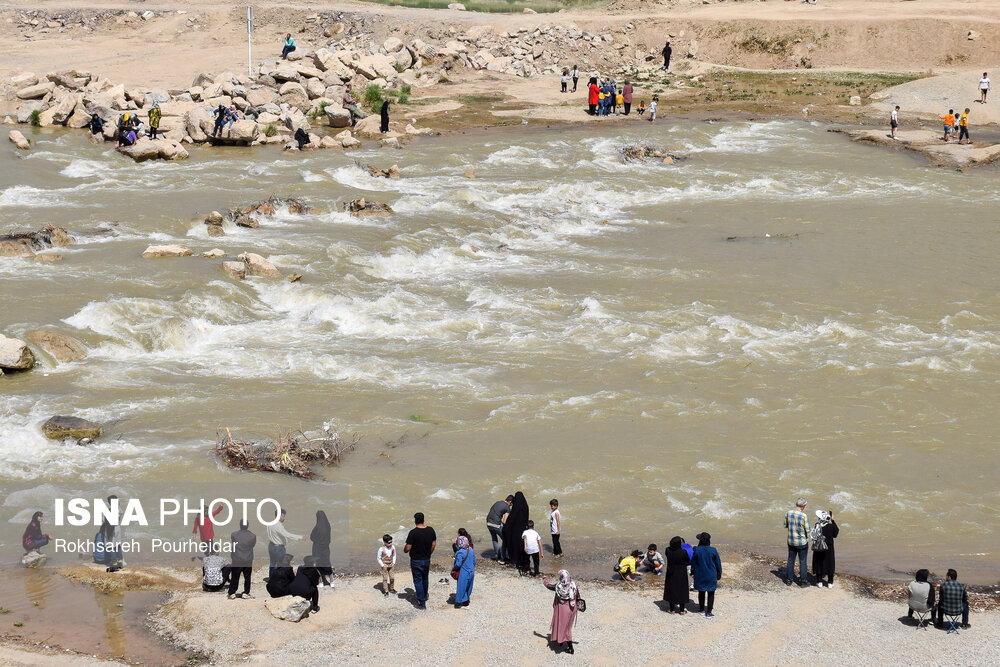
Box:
[812,511,839,587]
[310,510,333,586]
[289,555,321,612]
[663,536,690,614]
[379,100,390,133]
[502,491,529,573]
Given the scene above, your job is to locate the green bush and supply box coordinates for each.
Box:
[29,109,41,127]
[363,84,385,113]
[394,63,405,73]
[263,124,277,137]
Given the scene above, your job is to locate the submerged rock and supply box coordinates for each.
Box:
[25,330,87,363]
[142,244,195,258]
[0,333,35,370]
[41,415,103,441]
[345,198,393,217]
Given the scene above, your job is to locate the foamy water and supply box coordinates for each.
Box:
[1,121,999,578]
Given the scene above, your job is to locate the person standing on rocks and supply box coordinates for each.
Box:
[212,103,227,137]
[380,99,391,133]
[148,102,162,139]
[281,33,296,60]
[486,495,512,561]
[980,72,990,104]
[227,521,256,599]
[662,41,672,71]
[549,499,562,558]
[622,81,633,115]
[571,65,580,93]
[542,569,580,654]
[22,511,51,555]
[890,105,899,140]
[266,508,305,579]
[404,512,436,608]
[663,537,690,613]
[783,497,810,586]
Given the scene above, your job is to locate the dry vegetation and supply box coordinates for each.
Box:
[215,425,360,479]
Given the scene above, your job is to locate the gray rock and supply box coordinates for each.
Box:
[41,416,103,441]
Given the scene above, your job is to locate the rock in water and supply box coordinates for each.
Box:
[142,244,195,258]
[0,333,35,370]
[25,330,87,363]
[41,415,103,440]
[8,129,30,150]
[21,551,46,568]
[221,260,247,280]
[238,252,283,278]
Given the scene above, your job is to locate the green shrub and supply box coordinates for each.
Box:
[263,124,277,137]
[363,84,385,113]
[29,109,41,127]
[394,63,405,73]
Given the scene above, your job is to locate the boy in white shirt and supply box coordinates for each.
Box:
[549,499,562,557]
[522,520,543,576]
[980,72,990,104]
[649,96,658,123]
[376,534,396,596]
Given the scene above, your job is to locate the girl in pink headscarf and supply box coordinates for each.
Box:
[452,535,476,607]
[542,569,580,654]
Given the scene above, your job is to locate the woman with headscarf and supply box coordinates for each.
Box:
[310,510,333,586]
[690,532,722,617]
[379,99,390,133]
[811,510,839,588]
[663,536,690,614]
[22,511,51,553]
[289,555,321,613]
[502,491,529,573]
[452,527,475,553]
[542,569,579,654]
[266,553,295,599]
[452,535,476,607]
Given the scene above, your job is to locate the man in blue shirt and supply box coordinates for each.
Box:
[784,497,810,586]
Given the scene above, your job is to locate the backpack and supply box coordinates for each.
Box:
[613,555,624,575]
[811,524,828,552]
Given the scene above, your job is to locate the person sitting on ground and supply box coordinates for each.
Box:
[202,551,229,592]
[128,112,142,132]
[281,33,296,60]
[22,511,51,554]
[212,103,227,137]
[341,85,367,127]
[906,568,935,624]
[294,127,310,150]
[289,555,322,613]
[618,549,643,582]
[935,568,970,629]
[120,127,138,147]
[87,113,104,142]
[637,100,646,116]
[642,544,664,575]
[265,554,295,599]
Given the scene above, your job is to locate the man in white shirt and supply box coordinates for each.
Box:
[980,72,990,104]
[266,508,304,579]
[522,520,543,576]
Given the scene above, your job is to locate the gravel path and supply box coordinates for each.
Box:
[154,558,999,666]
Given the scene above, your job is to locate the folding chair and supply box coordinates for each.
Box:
[910,606,933,630]
[941,608,962,634]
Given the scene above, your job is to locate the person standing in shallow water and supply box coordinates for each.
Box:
[380,100,390,133]
[663,536,690,613]
[543,569,580,654]
[811,510,838,587]
[690,532,722,617]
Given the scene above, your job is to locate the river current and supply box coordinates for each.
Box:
[2,120,998,580]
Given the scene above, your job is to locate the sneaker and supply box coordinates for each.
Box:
[228,594,236,599]
[784,579,793,586]
[705,612,714,618]
[827,582,834,588]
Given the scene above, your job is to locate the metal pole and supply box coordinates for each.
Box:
[247,7,254,78]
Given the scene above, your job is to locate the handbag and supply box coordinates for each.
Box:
[576,598,587,612]
[451,547,468,580]
[450,569,460,580]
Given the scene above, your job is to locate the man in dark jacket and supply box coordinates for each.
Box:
[662,41,672,70]
[227,522,257,599]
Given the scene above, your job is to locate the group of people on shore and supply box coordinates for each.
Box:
[583,76,656,122]
[617,535,723,617]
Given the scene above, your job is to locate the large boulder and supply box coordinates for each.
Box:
[326,106,351,128]
[25,330,87,363]
[142,244,195,258]
[0,334,36,370]
[353,114,384,139]
[41,416,103,441]
[16,81,55,100]
[8,130,30,150]
[16,100,44,124]
[238,252,283,278]
[49,94,78,124]
[305,79,326,99]
[117,139,164,162]
[245,87,278,107]
[47,71,84,90]
[210,119,258,145]
[10,72,38,91]
[383,37,405,54]
[0,240,34,257]
[185,106,214,142]
[271,65,300,83]
[221,260,246,280]
[293,62,325,80]
[152,138,190,160]
[355,54,396,80]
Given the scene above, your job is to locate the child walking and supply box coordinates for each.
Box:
[549,499,562,557]
[561,70,569,93]
[649,96,658,123]
[377,534,396,596]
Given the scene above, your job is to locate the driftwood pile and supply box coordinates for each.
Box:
[620,142,681,164]
[215,425,359,479]
[345,197,393,217]
[226,196,311,228]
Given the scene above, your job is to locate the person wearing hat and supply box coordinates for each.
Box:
[811,510,839,588]
[690,533,722,617]
[783,497,810,586]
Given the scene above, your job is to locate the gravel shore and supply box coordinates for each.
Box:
[152,557,999,666]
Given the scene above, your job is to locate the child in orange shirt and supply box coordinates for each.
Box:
[940,109,956,143]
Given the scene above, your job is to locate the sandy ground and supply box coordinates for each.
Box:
[0,648,117,666]
[845,127,1000,167]
[146,557,1000,666]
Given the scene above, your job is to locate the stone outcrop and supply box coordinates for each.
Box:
[238,252,283,278]
[117,138,189,162]
[25,330,87,363]
[41,415,103,441]
[221,260,246,280]
[142,244,195,258]
[0,334,36,371]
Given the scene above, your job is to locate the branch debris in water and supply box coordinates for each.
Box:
[215,425,360,479]
[620,142,682,164]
